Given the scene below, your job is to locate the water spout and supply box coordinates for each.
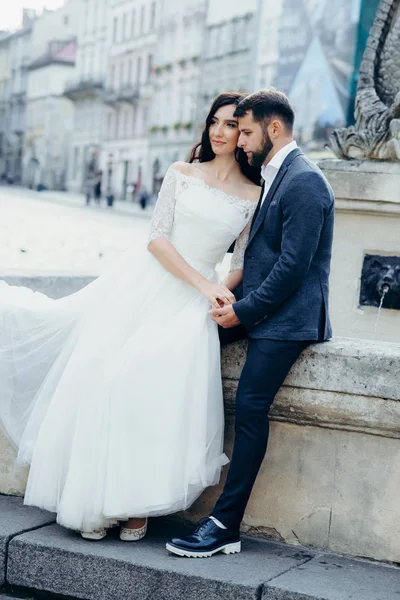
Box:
[373,286,389,334]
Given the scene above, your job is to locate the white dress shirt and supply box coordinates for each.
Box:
[260,141,298,205]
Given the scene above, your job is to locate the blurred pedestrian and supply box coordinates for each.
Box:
[138,186,149,210]
[85,174,95,205]
[94,170,102,204]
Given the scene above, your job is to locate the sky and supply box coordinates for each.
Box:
[0,1,64,32]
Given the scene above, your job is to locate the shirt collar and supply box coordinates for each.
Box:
[261,141,298,181]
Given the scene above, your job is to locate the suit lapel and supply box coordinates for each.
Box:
[249,183,265,233]
[247,148,303,247]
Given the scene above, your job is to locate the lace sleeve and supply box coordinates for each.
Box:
[148,167,179,242]
[229,218,252,272]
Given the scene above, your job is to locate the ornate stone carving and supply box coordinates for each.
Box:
[360,254,400,310]
[328,0,400,161]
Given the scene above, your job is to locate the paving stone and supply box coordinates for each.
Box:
[7,521,314,600]
[0,496,55,587]
[262,552,400,600]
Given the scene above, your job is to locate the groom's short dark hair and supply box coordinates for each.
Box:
[234,88,295,132]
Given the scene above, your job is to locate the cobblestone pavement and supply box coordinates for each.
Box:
[0,186,152,274]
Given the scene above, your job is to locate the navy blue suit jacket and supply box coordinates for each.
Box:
[233,148,334,341]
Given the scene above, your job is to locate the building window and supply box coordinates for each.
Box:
[142,107,149,135]
[64,15,69,26]
[136,56,142,83]
[131,9,136,38]
[119,62,124,88]
[122,12,127,40]
[73,146,79,173]
[115,110,120,138]
[124,111,129,138]
[113,16,118,43]
[132,108,136,135]
[110,64,115,89]
[140,5,145,34]
[232,18,239,51]
[150,2,156,30]
[147,54,153,80]
[127,59,132,83]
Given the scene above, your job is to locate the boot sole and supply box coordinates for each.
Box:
[166,541,241,558]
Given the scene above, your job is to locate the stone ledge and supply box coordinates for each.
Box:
[222,337,400,439]
[7,521,312,600]
[4,508,399,600]
[318,159,400,214]
[0,496,55,587]
[1,274,96,300]
[223,382,400,439]
[261,554,400,600]
[262,553,400,600]
[222,338,400,401]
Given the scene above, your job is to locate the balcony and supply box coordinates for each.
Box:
[10,91,27,105]
[116,84,140,105]
[64,78,105,101]
[103,89,121,108]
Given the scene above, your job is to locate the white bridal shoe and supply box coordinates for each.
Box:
[80,528,107,541]
[120,518,148,542]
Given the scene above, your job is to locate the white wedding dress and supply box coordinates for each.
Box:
[0,166,256,532]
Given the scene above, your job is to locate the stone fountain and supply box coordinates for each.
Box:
[319,0,400,342]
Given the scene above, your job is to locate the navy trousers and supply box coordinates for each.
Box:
[212,326,310,530]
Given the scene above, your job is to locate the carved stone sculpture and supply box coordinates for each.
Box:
[360,255,400,310]
[328,0,400,160]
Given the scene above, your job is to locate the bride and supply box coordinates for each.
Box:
[0,92,261,540]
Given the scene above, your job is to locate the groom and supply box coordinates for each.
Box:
[167,88,335,557]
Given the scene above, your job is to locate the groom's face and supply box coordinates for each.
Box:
[237,111,274,167]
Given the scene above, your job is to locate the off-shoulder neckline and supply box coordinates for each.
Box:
[170,167,259,206]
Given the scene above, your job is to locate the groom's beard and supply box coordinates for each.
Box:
[249,131,274,167]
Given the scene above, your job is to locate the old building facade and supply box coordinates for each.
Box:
[101,0,158,200]
[197,0,257,127]
[148,0,207,192]
[3,15,36,183]
[64,0,109,193]
[0,32,11,179]
[23,1,80,189]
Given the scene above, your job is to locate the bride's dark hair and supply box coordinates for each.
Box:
[188,92,261,185]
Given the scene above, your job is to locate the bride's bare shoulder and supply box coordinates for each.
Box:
[238,179,262,203]
[170,161,192,176]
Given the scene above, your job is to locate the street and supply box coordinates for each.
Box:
[0,186,151,274]
[0,185,233,278]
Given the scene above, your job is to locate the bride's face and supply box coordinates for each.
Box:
[208,105,240,156]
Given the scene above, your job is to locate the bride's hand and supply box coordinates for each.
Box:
[198,282,236,309]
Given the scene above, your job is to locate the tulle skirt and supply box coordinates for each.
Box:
[0,247,228,531]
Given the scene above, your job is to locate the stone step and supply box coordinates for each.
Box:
[1,496,399,600]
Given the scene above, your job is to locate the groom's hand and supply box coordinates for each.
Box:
[209,305,241,328]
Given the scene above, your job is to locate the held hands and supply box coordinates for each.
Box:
[208,304,241,328]
[198,281,236,309]
[197,281,241,328]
